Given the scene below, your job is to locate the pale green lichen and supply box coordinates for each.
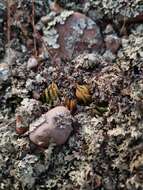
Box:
[71,17,86,34]
[47,10,74,29]
[74,53,106,70]
[42,10,74,49]
[43,28,60,49]
[90,0,143,18]
[131,80,143,101]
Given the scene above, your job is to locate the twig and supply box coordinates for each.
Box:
[7,0,10,65]
[32,0,37,57]
[119,5,128,35]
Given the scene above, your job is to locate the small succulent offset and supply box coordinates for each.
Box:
[75,84,91,104]
[41,82,60,105]
[65,97,77,113]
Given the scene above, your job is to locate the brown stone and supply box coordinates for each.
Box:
[29,106,73,147]
[15,115,29,135]
[44,11,103,61]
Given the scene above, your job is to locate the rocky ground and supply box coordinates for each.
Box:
[0,0,143,189]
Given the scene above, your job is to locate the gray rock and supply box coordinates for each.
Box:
[0,63,10,84]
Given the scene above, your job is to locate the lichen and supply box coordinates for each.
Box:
[43,28,60,49]
[42,10,74,49]
[0,1,143,190]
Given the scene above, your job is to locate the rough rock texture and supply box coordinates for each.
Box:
[29,106,74,147]
[42,11,104,61]
[105,34,121,54]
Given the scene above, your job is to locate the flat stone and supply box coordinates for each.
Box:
[29,106,74,147]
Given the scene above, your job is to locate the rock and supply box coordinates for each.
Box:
[29,106,74,147]
[16,115,29,135]
[105,34,121,54]
[104,24,115,35]
[16,98,42,134]
[27,56,38,70]
[0,63,10,85]
[35,74,45,83]
[42,10,103,61]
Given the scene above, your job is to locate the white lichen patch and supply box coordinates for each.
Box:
[71,17,86,34]
[74,53,108,70]
[86,17,97,29]
[42,10,74,49]
[16,98,42,129]
[90,0,143,18]
[14,154,46,189]
[47,10,74,29]
[43,28,60,49]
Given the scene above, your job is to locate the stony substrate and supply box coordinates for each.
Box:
[0,0,143,189]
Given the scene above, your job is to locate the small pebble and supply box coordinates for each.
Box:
[29,106,74,147]
[104,24,115,35]
[15,115,29,135]
[105,35,121,54]
[27,56,38,70]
